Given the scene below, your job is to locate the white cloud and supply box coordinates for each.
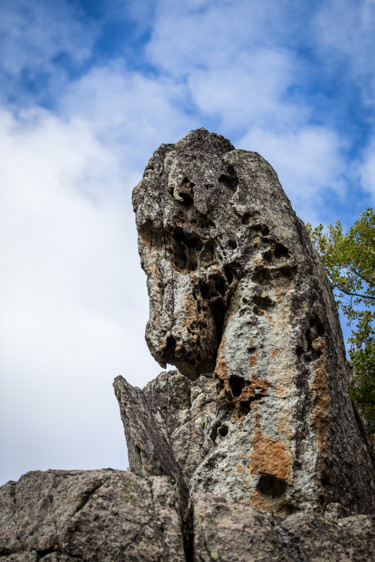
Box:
[315,0,375,104]
[359,137,375,202]
[239,125,347,221]
[188,49,303,131]
[147,0,310,75]
[59,61,198,168]
[0,0,98,76]
[0,106,163,484]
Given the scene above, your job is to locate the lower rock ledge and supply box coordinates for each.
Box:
[1,471,375,561]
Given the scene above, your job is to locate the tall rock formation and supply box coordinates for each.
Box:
[131,128,375,515]
[2,129,375,561]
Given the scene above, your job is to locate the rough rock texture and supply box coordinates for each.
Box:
[0,470,185,561]
[115,370,216,482]
[193,493,375,561]
[132,128,375,515]
[2,472,375,561]
[113,375,188,505]
[3,129,375,560]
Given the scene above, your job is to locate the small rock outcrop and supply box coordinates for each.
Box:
[132,128,375,515]
[0,470,185,561]
[1,129,375,561]
[1,470,375,561]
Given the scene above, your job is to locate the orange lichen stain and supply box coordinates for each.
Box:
[232,374,271,421]
[311,365,330,455]
[254,411,261,425]
[273,369,295,399]
[215,337,227,377]
[274,276,293,301]
[249,428,293,482]
[249,354,258,367]
[184,293,200,324]
[236,465,244,473]
[271,348,280,357]
[247,489,274,512]
[251,374,271,393]
[249,339,255,347]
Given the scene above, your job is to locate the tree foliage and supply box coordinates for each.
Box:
[307,208,375,429]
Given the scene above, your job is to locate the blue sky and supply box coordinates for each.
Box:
[1,0,375,485]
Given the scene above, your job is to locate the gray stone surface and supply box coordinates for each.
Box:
[2,473,375,561]
[133,128,375,515]
[0,470,185,561]
[193,493,375,561]
[113,375,188,506]
[142,370,217,481]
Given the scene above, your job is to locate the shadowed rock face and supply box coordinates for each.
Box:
[132,128,375,515]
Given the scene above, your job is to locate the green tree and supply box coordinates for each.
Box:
[307,208,375,436]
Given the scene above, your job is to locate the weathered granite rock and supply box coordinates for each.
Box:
[0,470,185,561]
[2,473,375,561]
[142,370,217,480]
[132,128,375,515]
[113,375,188,505]
[193,493,375,561]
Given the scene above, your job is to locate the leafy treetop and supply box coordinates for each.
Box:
[307,208,375,428]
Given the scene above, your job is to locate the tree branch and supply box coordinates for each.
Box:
[334,285,375,302]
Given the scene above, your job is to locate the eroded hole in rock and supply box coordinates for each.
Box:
[228,239,237,249]
[218,165,239,193]
[251,224,270,236]
[241,211,251,224]
[211,298,226,343]
[166,335,176,353]
[277,265,294,279]
[172,177,195,206]
[262,250,273,262]
[253,266,271,287]
[173,227,200,249]
[199,282,210,299]
[200,240,215,266]
[218,424,229,437]
[173,243,189,271]
[171,227,204,272]
[274,243,289,259]
[296,346,304,358]
[179,192,194,206]
[214,277,227,297]
[257,474,287,499]
[238,399,251,417]
[229,374,245,397]
[224,264,234,285]
[310,316,325,337]
[253,294,273,310]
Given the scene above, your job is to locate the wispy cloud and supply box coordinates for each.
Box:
[0,0,98,105]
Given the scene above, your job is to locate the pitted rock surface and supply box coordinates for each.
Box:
[0,470,185,561]
[132,128,375,515]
